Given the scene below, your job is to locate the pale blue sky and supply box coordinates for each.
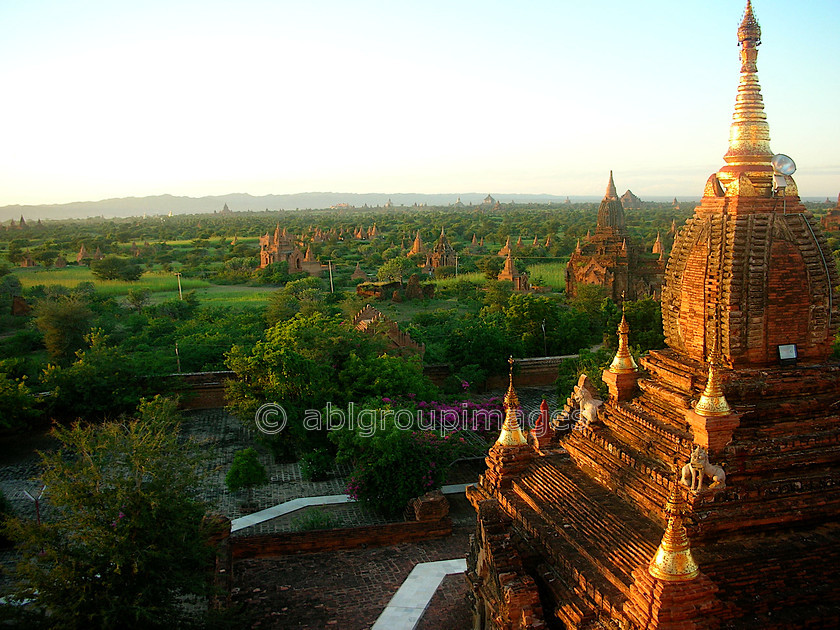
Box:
[0,0,837,205]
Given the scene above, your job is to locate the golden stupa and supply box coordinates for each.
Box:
[496,356,528,447]
[648,483,700,582]
[608,300,638,374]
[694,312,733,417]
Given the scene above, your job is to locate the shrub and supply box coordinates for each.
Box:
[299,449,333,481]
[225,448,268,504]
[334,419,474,517]
[291,507,339,532]
[0,372,39,430]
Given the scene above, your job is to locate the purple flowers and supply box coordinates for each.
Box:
[111,511,126,529]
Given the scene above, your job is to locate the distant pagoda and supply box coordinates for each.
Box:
[565,171,664,300]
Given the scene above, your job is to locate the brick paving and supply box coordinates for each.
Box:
[415,573,472,630]
[228,525,472,630]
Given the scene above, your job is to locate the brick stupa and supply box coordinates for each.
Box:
[467,3,840,628]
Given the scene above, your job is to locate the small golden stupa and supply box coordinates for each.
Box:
[608,298,638,374]
[648,483,700,582]
[694,311,733,417]
[496,356,528,447]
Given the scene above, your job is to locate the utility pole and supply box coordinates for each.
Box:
[174,272,183,300]
[455,254,459,277]
[328,260,334,293]
[541,318,547,356]
[175,342,182,373]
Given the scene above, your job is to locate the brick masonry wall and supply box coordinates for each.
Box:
[231,518,453,560]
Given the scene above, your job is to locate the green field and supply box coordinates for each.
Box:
[11,266,274,308]
[526,261,567,291]
[13,267,210,296]
[151,285,274,308]
[431,272,485,287]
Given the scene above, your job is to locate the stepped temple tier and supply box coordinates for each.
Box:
[467,3,840,628]
[565,172,665,301]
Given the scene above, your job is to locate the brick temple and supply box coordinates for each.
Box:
[467,3,840,628]
[258,224,325,276]
[565,172,664,301]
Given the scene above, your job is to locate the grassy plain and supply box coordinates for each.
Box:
[525,261,567,291]
[12,267,273,308]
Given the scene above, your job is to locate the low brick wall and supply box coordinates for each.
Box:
[231,517,453,560]
[165,371,236,410]
[427,356,567,390]
[485,356,566,389]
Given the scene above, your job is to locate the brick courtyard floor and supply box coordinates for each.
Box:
[227,524,473,630]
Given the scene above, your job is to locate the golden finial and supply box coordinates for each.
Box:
[497,356,527,447]
[694,306,732,417]
[723,0,772,170]
[609,296,638,374]
[648,482,700,582]
[738,0,761,45]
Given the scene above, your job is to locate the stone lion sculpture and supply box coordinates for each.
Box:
[679,445,726,492]
[572,374,603,430]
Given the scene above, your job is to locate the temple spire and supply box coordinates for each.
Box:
[648,483,700,582]
[606,170,618,199]
[609,298,638,374]
[722,0,773,171]
[595,172,627,238]
[497,357,527,446]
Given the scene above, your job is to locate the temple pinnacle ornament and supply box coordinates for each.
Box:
[496,356,528,446]
[649,483,700,582]
[609,297,638,374]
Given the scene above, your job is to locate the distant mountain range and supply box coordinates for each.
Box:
[0,191,701,222]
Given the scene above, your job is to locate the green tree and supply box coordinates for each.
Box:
[34,296,94,363]
[377,256,415,282]
[0,273,23,313]
[2,396,216,629]
[41,331,145,419]
[476,255,504,280]
[90,255,143,281]
[126,288,151,313]
[602,296,665,352]
[570,283,608,318]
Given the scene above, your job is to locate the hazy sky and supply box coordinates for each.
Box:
[1,0,837,206]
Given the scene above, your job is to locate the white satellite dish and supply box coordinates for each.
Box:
[771,154,796,176]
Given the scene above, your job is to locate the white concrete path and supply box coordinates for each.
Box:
[371,558,468,630]
[230,484,471,532]
[230,494,352,532]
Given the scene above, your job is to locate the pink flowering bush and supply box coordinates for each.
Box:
[332,416,475,517]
